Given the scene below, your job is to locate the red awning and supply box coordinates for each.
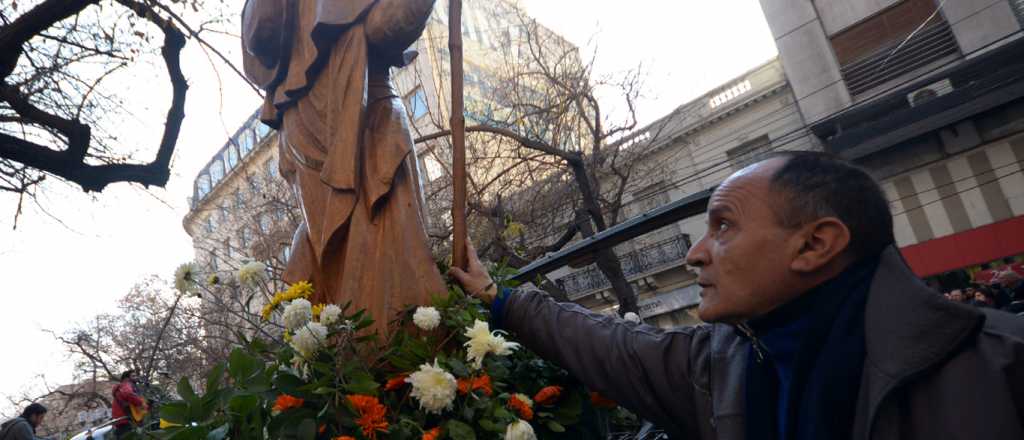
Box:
[900,215,1024,277]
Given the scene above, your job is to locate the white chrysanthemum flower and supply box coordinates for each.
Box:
[319,304,343,326]
[237,261,267,285]
[173,262,197,294]
[505,419,537,440]
[464,319,519,369]
[412,306,442,331]
[623,312,641,323]
[282,298,313,331]
[290,322,327,359]
[406,360,457,414]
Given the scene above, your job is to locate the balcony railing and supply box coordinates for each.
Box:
[555,233,691,300]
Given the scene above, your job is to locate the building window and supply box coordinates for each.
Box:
[405,87,428,120]
[829,0,958,96]
[240,227,253,248]
[266,159,278,178]
[255,123,271,141]
[226,145,240,170]
[205,216,215,234]
[209,252,219,271]
[238,129,255,156]
[1012,0,1024,27]
[209,159,225,186]
[259,213,272,234]
[219,204,230,223]
[196,174,212,199]
[726,135,771,170]
[234,189,245,208]
[224,240,233,258]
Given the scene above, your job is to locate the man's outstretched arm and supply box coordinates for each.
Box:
[450,243,708,436]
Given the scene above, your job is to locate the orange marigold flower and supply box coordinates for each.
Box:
[533,386,563,406]
[458,375,493,396]
[346,395,389,440]
[589,392,617,409]
[385,374,409,391]
[457,378,472,395]
[508,394,534,421]
[272,394,304,413]
[422,427,442,440]
[472,375,493,396]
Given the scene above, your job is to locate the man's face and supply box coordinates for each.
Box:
[28,413,44,428]
[685,159,806,323]
[950,290,963,302]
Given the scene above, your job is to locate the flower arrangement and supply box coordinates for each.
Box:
[152,278,622,440]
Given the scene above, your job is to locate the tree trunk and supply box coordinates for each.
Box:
[575,209,638,315]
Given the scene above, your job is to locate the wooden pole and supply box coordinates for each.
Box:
[449,0,468,270]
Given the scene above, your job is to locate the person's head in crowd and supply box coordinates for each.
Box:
[121,369,138,384]
[974,287,996,307]
[685,151,894,322]
[948,289,964,303]
[20,403,47,428]
[965,286,977,297]
[994,269,1022,289]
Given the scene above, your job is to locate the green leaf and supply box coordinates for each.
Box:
[228,394,260,415]
[545,420,566,433]
[297,418,317,440]
[159,401,190,424]
[478,419,501,432]
[342,370,379,396]
[445,420,476,440]
[205,363,226,393]
[447,358,470,377]
[177,378,198,404]
[206,424,230,440]
[228,347,261,382]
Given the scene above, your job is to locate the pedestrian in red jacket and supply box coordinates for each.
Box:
[111,370,146,439]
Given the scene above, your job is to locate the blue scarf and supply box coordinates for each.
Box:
[743,256,878,440]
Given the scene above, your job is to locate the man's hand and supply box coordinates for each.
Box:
[448,241,499,304]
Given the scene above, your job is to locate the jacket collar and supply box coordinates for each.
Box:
[863,246,984,379]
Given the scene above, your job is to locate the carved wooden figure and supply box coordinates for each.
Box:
[242,0,446,334]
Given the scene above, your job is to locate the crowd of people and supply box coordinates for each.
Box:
[940,262,1024,314]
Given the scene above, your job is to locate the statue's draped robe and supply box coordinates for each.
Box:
[242,0,445,334]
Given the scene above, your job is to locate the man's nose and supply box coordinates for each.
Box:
[685,234,710,267]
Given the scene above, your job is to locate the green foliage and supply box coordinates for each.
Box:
[147,281,621,439]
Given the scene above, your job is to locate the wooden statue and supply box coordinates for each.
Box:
[242,0,446,334]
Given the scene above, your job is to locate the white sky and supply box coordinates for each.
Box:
[0,0,775,411]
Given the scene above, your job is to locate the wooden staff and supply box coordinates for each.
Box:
[449,0,468,269]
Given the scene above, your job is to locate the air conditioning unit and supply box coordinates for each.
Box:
[907,78,953,107]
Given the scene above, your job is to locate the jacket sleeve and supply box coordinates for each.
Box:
[501,288,709,436]
[115,383,145,407]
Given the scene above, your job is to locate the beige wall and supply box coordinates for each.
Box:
[881,133,1024,247]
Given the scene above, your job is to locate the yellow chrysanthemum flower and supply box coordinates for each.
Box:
[312,304,325,320]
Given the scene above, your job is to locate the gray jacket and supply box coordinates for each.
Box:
[502,247,1024,439]
[0,418,34,440]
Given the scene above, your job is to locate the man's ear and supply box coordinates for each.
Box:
[790,217,851,273]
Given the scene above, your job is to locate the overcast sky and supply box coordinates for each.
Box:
[0,0,775,412]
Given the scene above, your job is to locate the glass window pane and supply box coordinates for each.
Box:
[255,123,271,140]
[210,159,225,185]
[226,145,240,169]
[239,130,255,156]
[406,88,428,120]
[197,174,212,199]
